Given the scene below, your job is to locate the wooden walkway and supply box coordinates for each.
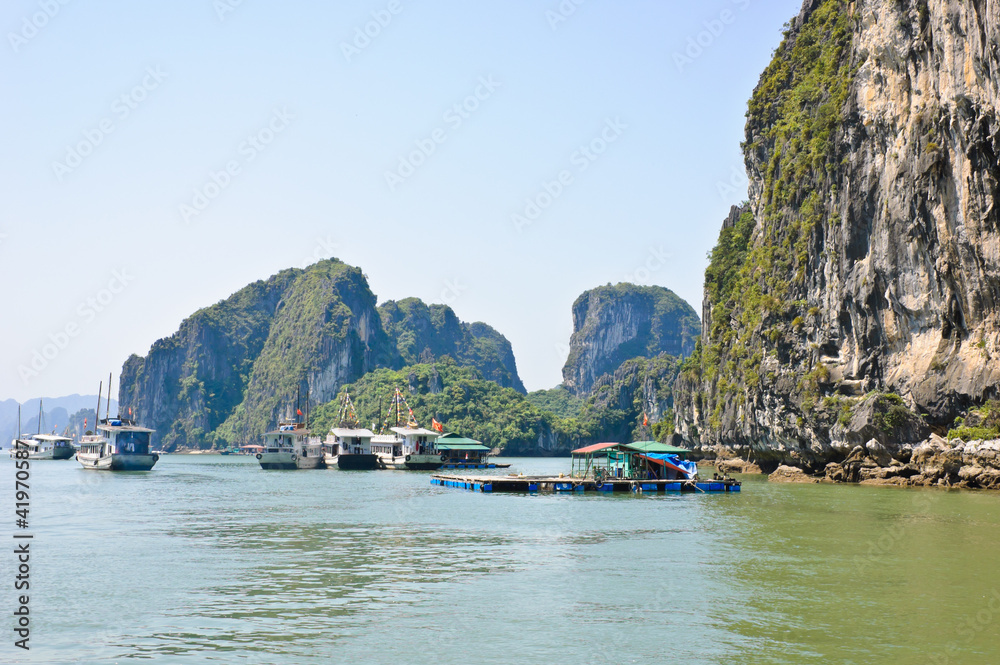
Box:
[430,474,740,494]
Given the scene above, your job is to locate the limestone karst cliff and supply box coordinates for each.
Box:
[379,298,525,393]
[119,259,525,449]
[674,0,1000,467]
[562,284,699,396]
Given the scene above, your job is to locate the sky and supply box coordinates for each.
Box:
[1,0,803,403]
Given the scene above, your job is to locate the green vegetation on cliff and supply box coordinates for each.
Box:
[678,0,855,441]
[563,283,699,395]
[525,386,584,419]
[948,401,1000,442]
[215,259,389,445]
[311,359,581,454]
[379,298,524,392]
[120,259,527,451]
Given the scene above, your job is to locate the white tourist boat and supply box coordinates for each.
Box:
[372,426,444,470]
[8,402,76,460]
[257,423,324,470]
[11,434,77,460]
[325,427,379,470]
[76,419,159,471]
[323,394,379,470]
[370,388,444,470]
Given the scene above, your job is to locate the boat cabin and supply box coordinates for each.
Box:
[326,428,375,456]
[384,426,439,456]
[21,434,74,453]
[435,433,491,465]
[80,420,154,456]
[262,423,313,453]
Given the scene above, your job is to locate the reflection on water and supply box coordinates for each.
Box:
[6,456,1000,665]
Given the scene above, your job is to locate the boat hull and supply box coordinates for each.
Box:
[10,444,76,460]
[378,453,443,471]
[77,453,158,471]
[258,452,323,470]
[337,453,379,470]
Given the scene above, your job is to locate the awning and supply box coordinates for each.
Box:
[636,453,696,479]
[571,442,620,455]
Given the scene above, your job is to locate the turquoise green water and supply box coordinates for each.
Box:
[3,455,1000,664]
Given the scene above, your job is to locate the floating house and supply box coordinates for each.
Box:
[435,433,494,469]
[431,439,739,494]
[570,441,697,481]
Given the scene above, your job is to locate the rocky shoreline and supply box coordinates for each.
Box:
[705,435,1000,490]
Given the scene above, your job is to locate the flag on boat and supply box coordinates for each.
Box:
[432,418,444,433]
[296,408,303,416]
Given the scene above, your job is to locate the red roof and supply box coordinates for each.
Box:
[571,442,620,455]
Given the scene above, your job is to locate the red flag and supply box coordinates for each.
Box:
[643,412,649,426]
[297,408,303,416]
[432,418,443,433]
[84,418,88,427]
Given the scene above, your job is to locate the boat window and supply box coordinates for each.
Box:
[116,430,150,454]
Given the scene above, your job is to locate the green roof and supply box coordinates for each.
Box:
[435,433,481,445]
[436,443,491,451]
[436,433,481,443]
[624,441,691,455]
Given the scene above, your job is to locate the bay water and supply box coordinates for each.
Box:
[4,455,999,664]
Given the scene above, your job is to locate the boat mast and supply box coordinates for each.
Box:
[37,399,42,435]
[105,373,112,422]
[17,404,21,442]
[94,381,102,433]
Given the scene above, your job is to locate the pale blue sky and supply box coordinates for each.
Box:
[1,0,802,402]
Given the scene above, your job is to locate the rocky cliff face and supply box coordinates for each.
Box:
[562,284,699,395]
[674,0,1000,467]
[379,298,525,393]
[214,261,394,445]
[120,268,300,450]
[120,261,392,449]
[119,260,526,450]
